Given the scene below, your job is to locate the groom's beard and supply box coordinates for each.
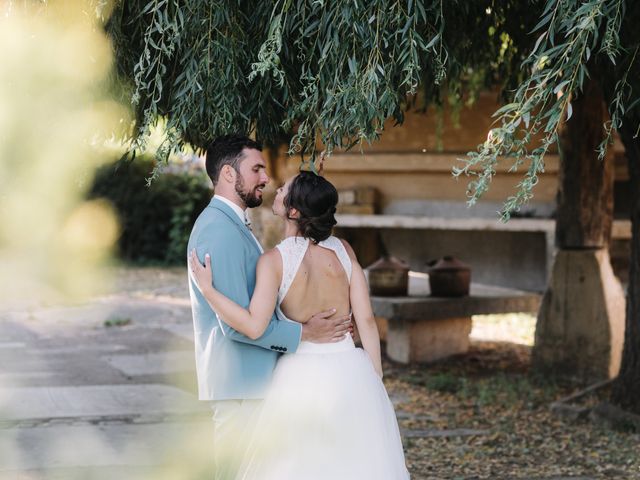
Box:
[235,176,264,208]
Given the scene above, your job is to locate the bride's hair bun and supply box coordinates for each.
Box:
[284,171,338,243]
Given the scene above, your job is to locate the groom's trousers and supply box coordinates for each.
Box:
[211,399,262,480]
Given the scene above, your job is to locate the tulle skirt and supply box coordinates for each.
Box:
[237,336,410,480]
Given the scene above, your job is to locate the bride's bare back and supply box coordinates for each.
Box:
[279,242,351,324]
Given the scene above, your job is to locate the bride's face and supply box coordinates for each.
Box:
[272,176,294,218]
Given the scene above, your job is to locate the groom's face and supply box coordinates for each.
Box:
[235,148,270,208]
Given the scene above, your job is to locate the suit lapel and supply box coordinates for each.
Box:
[208,197,262,255]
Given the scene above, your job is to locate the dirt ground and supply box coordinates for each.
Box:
[387,340,640,479]
[90,266,640,479]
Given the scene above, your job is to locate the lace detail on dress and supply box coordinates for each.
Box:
[275,236,352,306]
[276,236,310,304]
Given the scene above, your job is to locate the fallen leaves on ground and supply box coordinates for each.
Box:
[383,341,640,480]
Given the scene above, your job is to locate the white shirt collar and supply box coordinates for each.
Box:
[214,194,248,224]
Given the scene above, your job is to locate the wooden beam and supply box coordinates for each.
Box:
[321,152,561,174]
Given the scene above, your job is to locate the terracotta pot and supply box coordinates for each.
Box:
[427,256,471,297]
[366,256,409,296]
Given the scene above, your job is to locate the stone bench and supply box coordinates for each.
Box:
[336,206,631,292]
[370,272,542,364]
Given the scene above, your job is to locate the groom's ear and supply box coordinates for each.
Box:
[221,164,236,184]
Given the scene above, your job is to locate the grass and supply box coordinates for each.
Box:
[103,316,132,327]
[471,313,537,346]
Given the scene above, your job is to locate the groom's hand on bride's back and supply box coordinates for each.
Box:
[301,309,353,343]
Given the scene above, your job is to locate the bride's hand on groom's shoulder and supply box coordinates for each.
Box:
[189,249,214,292]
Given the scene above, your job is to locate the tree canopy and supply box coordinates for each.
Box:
[108,2,530,169]
[107,0,639,215]
[458,0,640,219]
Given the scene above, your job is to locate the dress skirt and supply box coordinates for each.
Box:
[237,335,410,480]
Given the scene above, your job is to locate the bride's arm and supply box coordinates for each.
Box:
[189,248,281,340]
[341,240,383,378]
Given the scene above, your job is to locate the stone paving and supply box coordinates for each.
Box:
[0,267,208,479]
[0,267,599,479]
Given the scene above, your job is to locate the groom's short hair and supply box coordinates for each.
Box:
[205,134,262,186]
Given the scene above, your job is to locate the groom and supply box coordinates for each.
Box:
[187,134,351,479]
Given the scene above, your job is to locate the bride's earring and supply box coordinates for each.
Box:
[287,207,299,220]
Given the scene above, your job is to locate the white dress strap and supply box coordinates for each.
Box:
[317,236,352,283]
[275,236,310,303]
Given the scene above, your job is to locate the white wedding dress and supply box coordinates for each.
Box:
[237,236,410,480]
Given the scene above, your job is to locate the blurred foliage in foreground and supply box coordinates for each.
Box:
[89,157,210,265]
[0,1,125,304]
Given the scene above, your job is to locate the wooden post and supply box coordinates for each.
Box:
[554,82,614,248]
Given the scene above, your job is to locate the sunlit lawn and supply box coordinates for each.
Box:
[471,313,537,346]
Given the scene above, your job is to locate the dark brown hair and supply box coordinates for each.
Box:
[284,171,338,243]
[205,134,262,186]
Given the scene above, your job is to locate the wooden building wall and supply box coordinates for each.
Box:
[273,91,562,209]
[271,90,628,212]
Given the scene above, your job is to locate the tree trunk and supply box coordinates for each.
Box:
[555,79,614,248]
[611,125,640,413]
[533,79,626,379]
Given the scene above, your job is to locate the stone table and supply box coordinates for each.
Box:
[371,273,541,363]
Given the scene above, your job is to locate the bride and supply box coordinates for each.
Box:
[189,170,409,479]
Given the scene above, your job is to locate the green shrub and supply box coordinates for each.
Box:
[89,156,211,264]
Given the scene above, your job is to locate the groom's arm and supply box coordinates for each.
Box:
[195,226,302,354]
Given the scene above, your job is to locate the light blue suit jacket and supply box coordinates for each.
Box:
[187,197,302,401]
